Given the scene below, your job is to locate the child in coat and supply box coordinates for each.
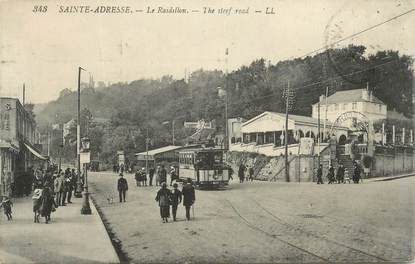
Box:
[0,196,13,220]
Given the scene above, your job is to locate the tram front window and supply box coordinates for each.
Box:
[195,152,223,168]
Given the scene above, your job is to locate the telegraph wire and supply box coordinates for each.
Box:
[298,8,415,59]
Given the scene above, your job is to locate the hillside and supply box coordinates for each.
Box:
[35,45,413,165]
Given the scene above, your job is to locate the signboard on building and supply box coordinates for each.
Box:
[80,152,90,164]
[117,150,125,166]
[299,138,314,155]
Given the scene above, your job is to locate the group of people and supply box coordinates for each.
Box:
[316,162,362,184]
[116,166,196,223]
[155,179,195,223]
[133,165,178,187]
[31,167,80,224]
[237,164,255,183]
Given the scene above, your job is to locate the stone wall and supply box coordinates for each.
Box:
[372,146,415,177]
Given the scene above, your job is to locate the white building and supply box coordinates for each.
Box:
[229,111,348,157]
[312,88,387,128]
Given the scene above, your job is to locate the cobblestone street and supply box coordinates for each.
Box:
[89,172,415,263]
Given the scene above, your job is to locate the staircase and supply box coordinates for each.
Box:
[337,155,354,177]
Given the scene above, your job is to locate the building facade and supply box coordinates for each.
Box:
[0,97,46,197]
[312,88,387,129]
[229,111,348,157]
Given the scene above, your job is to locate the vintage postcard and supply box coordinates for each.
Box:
[0,0,414,263]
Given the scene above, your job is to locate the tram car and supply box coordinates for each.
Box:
[177,148,230,188]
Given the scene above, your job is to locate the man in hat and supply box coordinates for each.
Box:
[155,182,171,223]
[170,183,182,221]
[117,173,128,202]
[182,178,195,221]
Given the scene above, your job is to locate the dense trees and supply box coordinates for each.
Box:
[36,45,413,165]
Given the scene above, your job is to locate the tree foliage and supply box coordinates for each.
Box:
[36,45,413,165]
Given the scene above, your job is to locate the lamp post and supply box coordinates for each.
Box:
[162,120,175,145]
[217,86,228,150]
[75,67,86,198]
[80,136,91,215]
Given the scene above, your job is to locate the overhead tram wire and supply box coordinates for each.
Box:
[297,8,415,59]
[222,58,400,111]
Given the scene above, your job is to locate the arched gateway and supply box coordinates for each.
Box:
[329,111,374,156]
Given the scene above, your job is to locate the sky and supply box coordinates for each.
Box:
[0,0,414,103]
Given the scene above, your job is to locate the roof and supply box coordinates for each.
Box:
[242,111,349,130]
[135,145,183,156]
[244,111,335,126]
[314,89,384,105]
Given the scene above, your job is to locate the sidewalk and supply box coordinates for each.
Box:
[366,172,415,182]
[0,195,119,264]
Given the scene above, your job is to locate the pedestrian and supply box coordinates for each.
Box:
[327,165,335,184]
[65,173,73,204]
[228,165,234,181]
[40,185,57,224]
[159,165,167,185]
[155,182,171,223]
[170,183,182,221]
[60,173,68,206]
[117,173,128,202]
[182,178,195,221]
[54,173,63,206]
[317,164,323,184]
[238,163,246,183]
[120,164,124,174]
[336,164,345,184]
[135,169,141,187]
[0,196,13,221]
[32,170,43,190]
[248,166,254,182]
[170,166,176,186]
[155,165,161,186]
[149,166,155,186]
[141,168,147,186]
[353,163,361,184]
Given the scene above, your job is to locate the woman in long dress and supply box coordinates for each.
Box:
[155,182,171,223]
[40,185,57,224]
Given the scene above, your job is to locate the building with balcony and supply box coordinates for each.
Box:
[0,97,47,197]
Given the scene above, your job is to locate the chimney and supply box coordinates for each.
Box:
[362,89,369,101]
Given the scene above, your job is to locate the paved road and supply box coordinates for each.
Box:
[89,172,415,263]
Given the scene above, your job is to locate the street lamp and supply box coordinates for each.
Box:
[162,120,175,145]
[217,86,228,150]
[80,136,91,215]
[75,66,86,198]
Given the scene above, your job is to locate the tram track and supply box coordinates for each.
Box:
[224,199,330,263]
[251,199,388,262]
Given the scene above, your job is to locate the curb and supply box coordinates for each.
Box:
[370,173,415,182]
[89,198,121,264]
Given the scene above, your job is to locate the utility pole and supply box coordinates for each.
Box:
[285,80,290,182]
[317,102,321,166]
[146,127,149,176]
[75,67,85,198]
[172,120,175,145]
[224,48,229,150]
[47,130,50,157]
[22,83,26,105]
[323,86,328,142]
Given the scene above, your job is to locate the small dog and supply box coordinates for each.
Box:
[106,196,114,204]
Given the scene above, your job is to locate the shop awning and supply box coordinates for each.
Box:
[24,143,48,160]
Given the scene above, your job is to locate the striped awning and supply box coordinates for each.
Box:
[24,143,48,160]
